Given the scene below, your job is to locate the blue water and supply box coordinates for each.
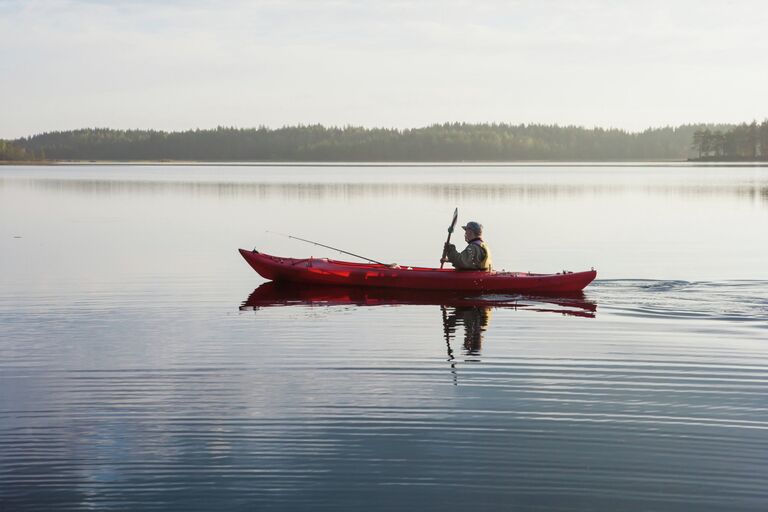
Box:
[1,164,767,511]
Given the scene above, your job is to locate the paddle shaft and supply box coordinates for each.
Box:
[440,208,459,269]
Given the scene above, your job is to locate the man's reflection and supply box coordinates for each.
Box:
[441,305,492,357]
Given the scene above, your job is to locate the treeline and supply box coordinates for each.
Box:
[1,123,740,162]
[691,121,768,160]
[0,140,36,161]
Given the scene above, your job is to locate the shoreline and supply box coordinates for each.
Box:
[6,159,768,168]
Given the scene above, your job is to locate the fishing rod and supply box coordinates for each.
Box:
[267,231,386,265]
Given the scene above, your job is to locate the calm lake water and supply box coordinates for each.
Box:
[1,164,767,511]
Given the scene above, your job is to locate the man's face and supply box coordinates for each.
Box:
[464,229,475,242]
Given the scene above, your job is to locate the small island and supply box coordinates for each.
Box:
[690,121,768,161]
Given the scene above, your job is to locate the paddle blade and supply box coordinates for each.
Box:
[448,207,458,233]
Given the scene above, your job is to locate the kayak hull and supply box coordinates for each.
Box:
[239,249,597,293]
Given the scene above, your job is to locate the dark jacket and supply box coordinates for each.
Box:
[445,238,492,270]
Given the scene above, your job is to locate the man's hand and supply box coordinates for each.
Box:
[441,243,455,265]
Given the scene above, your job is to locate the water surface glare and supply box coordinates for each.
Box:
[1,164,767,511]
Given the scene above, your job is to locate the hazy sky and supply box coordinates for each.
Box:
[1,0,767,138]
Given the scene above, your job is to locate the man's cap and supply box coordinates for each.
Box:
[462,221,483,234]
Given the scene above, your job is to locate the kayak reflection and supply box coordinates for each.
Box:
[241,282,596,383]
[240,281,597,319]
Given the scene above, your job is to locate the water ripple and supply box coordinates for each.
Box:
[2,279,768,511]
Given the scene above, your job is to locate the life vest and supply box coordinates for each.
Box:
[470,239,492,271]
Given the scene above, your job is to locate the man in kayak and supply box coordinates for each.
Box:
[442,221,492,271]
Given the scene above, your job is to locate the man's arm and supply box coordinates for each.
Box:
[445,244,481,269]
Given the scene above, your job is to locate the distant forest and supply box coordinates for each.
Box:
[1,122,765,162]
[691,121,768,160]
[0,140,35,161]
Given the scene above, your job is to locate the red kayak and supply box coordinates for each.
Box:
[239,249,597,293]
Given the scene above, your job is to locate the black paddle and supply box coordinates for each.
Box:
[440,208,459,269]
